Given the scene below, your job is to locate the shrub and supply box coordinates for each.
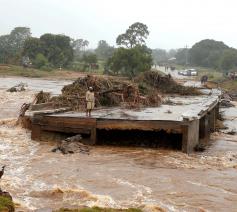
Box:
[33,53,49,69]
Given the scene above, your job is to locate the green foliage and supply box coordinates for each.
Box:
[0,65,70,78]
[95,40,115,60]
[71,39,89,58]
[219,48,237,72]
[175,48,189,65]
[82,53,97,64]
[23,37,44,59]
[152,49,168,64]
[0,196,14,212]
[116,22,149,48]
[9,27,31,52]
[40,34,73,67]
[108,45,153,77]
[33,53,49,69]
[189,39,228,68]
[0,27,31,64]
[0,35,11,63]
[109,22,151,77]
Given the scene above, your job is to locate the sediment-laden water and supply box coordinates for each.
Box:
[0,79,237,211]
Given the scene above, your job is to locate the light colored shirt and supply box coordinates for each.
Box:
[86,91,95,102]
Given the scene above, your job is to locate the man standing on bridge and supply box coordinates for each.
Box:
[86,87,95,117]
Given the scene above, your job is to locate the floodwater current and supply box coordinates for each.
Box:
[0,77,237,211]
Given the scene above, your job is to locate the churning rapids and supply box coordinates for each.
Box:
[0,77,237,211]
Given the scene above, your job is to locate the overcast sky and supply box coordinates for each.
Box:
[0,0,236,49]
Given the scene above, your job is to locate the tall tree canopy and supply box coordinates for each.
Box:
[0,27,31,63]
[71,38,89,56]
[152,49,168,64]
[23,34,73,67]
[219,48,237,71]
[175,48,190,65]
[9,27,31,52]
[108,45,152,78]
[95,40,115,60]
[116,22,149,48]
[23,37,44,59]
[40,34,74,67]
[109,22,152,77]
[189,39,229,68]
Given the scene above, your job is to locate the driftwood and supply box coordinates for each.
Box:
[99,88,123,95]
[52,134,90,155]
[16,103,31,126]
[7,82,28,92]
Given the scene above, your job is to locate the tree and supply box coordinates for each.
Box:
[0,27,31,64]
[72,38,89,56]
[152,49,168,64]
[82,53,97,64]
[95,40,115,60]
[116,22,149,48]
[40,34,73,67]
[175,48,190,65]
[23,37,44,60]
[167,49,178,59]
[33,53,48,69]
[108,45,153,77]
[9,27,31,52]
[189,39,229,67]
[219,49,237,71]
[0,35,11,63]
[109,22,152,77]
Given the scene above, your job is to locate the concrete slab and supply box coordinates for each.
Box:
[48,94,220,122]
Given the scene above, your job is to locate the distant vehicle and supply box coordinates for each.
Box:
[178,70,185,75]
[178,69,198,76]
[188,69,198,76]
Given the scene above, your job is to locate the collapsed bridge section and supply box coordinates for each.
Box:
[29,91,220,153]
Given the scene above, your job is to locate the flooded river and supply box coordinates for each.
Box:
[0,78,237,211]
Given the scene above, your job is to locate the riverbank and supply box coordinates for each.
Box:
[0,64,94,80]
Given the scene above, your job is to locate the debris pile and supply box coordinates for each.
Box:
[220,93,234,108]
[52,134,90,154]
[7,82,28,92]
[137,71,201,95]
[34,91,51,104]
[49,74,163,110]
[34,71,200,111]
[230,93,237,101]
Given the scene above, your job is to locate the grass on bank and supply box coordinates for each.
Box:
[221,80,237,92]
[0,64,58,78]
[0,196,14,212]
[0,64,103,79]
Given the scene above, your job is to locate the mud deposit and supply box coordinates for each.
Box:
[0,79,237,211]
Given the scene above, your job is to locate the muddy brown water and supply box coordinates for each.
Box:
[0,78,237,211]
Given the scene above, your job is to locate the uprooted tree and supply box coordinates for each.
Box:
[108,22,152,78]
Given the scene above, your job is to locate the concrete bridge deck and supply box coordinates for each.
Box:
[30,92,220,153]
